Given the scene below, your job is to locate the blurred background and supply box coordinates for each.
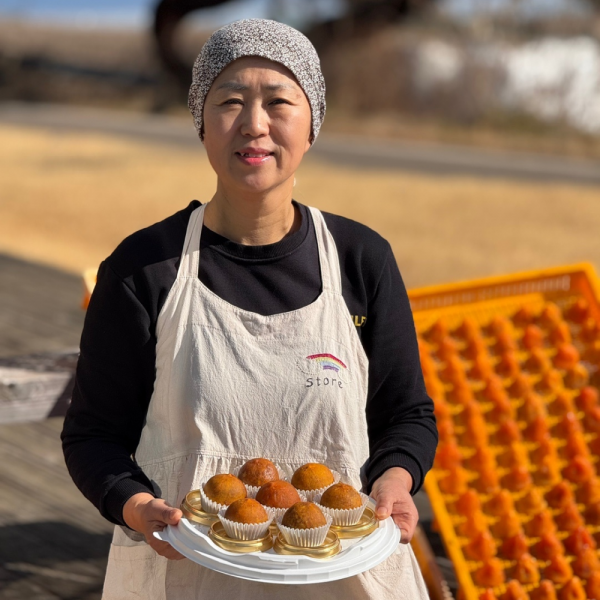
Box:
[0,1,599,598]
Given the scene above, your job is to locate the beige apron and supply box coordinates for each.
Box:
[102,204,429,600]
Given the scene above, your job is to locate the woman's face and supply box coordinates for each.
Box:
[203,56,312,197]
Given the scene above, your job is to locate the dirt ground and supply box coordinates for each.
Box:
[1,123,599,290]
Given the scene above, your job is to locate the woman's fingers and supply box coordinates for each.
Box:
[371,467,419,544]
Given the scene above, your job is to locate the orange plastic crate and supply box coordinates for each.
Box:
[409,264,600,600]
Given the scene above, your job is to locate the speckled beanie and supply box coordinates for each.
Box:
[188,18,326,144]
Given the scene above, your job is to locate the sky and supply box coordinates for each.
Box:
[0,0,590,29]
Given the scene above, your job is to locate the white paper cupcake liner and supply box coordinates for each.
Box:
[315,491,370,526]
[199,476,246,514]
[258,492,308,521]
[292,470,341,502]
[217,509,274,541]
[276,513,333,548]
[231,464,288,499]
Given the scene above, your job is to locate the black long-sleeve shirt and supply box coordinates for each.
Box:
[61,201,437,527]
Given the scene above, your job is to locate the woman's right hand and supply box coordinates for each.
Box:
[122,492,185,560]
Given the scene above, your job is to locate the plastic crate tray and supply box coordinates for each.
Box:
[408,264,600,600]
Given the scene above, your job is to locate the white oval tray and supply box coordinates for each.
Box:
[154,512,401,584]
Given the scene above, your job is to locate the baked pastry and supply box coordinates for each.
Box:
[202,474,246,508]
[256,480,301,509]
[237,458,279,488]
[319,483,361,510]
[224,498,269,524]
[282,502,327,529]
[291,463,334,492]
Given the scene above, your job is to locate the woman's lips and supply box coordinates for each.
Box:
[235,151,274,166]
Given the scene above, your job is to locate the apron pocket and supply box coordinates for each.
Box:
[103,543,166,600]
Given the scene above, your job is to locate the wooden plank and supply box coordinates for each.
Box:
[0,352,77,424]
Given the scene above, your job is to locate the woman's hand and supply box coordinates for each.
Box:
[122,492,185,560]
[370,467,418,544]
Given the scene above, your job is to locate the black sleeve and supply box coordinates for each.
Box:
[363,244,438,494]
[61,260,157,526]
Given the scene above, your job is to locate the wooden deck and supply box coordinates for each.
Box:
[0,254,112,599]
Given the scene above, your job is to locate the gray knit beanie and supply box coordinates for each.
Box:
[188,19,326,144]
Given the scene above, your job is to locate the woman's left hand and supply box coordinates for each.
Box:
[370,467,417,544]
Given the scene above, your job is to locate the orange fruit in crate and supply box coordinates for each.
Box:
[496,351,521,379]
[532,532,564,561]
[522,324,544,350]
[555,502,584,533]
[479,589,498,600]
[585,572,600,600]
[571,547,599,579]
[563,526,596,555]
[455,316,481,341]
[562,455,595,484]
[566,298,590,324]
[438,466,469,495]
[539,303,563,328]
[530,434,557,464]
[464,530,496,561]
[530,580,558,600]
[500,533,529,560]
[511,553,540,585]
[518,392,546,424]
[564,364,589,389]
[545,482,574,509]
[437,336,459,361]
[576,476,600,504]
[524,348,552,373]
[427,319,449,343]
[525,509,556,538]
[434,441,462,470]
[513,305,535,327]
[584,500,600,525]
[536,369,563,394]
[455,489,481,515]
[517,487,546,514]
[500,579,528,600]
[524,415,550,443]
[583,405,600,433]
[508,373,533,398]
[553,344,580,370]
[485,490,514,517]
[473,558,506,588]
[495,420,522,445]
[558,577,586,600]
[549,322,572,345]
[543,554,573,585]
[492,509,522,538]
[550,391,574,416]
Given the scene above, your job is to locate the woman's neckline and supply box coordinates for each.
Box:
[200,201,311,262]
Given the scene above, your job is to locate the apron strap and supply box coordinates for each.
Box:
[178,204,205,279]
[308,206,343,295]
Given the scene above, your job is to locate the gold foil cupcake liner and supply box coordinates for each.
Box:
[293,470,341,502]
[217,508,274,541]
[199,477,240,514]
[208,521,273,553]
[273,530,341,558]
[330,505,379,539]
[276,513,333,547]
[180,489,220,526]
[315,491,371,526]
[231,464,288,499]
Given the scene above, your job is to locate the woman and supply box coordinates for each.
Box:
[62,18,437,600]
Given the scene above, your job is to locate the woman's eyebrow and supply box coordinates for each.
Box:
[215,82,299,92]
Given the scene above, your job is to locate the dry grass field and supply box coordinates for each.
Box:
[1,123,599,289]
